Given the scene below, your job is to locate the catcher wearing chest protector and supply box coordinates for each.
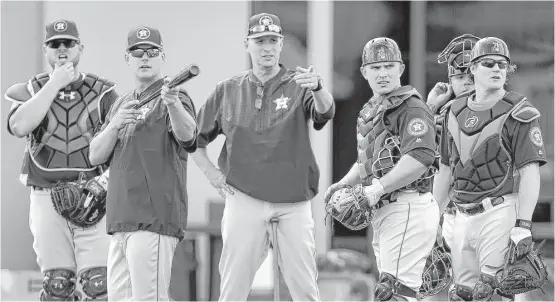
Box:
[4,19,114,301]
[324,37,451,301]
[433,36,548,301]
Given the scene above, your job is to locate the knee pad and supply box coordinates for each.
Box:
[79,267,108,300]
[472,273,497,301]
[373,272,416,301]
[447,284,473,301]
[40,269,77,301]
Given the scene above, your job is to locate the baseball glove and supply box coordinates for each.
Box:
[50,171,108,228]
[325,184,373,231]
[495,239,548,296]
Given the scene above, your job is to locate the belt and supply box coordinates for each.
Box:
[31,186,50,192]
[455,197,505,216]
[374,198,398,210]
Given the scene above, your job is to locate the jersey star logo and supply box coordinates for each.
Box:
[407,118,428,136]
[273,94,290,111]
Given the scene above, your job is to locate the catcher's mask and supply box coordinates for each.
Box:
[437,34,481,77]
[419,240,453,298]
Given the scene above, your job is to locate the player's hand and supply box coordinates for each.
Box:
[293,65,321,91]
[324,182,348,204]
[427,82,453,110]
[51,62,76,89]
[109,100,141,130]
[207,169,234,199]
[363,178,386,207]
[161,79,180,107]
[509,226,534,260]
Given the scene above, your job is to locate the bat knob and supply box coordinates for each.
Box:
[189,64,200,76]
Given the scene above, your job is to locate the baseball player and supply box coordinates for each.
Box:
[3,19,118,301]
[89,26,198,301]
[427,34,480,249]
[433,37,547,301]
[191,13,335,301]
[324,37,440,301]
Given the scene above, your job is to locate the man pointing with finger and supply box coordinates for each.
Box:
[192,13,335,301]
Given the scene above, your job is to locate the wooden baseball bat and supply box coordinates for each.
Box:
[134,64,200,109]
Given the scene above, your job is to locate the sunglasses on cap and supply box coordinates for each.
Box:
[478,58,509,69]
[128,48,161,58]
[46,39,78,49]
[248,24,282,35]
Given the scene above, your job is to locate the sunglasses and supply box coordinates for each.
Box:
[478,58,509,69]
[46,39,78,49]
[248,24,282,35]
[129,48,161,58]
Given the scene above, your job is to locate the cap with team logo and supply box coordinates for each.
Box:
[127,26,163,50]
[45,19,80,43]
[361,37,403,67]
[247,13,283,38]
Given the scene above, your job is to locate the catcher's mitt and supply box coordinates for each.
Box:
[325,184,372,231]
[50,172,108,228]
[495,239,548,296]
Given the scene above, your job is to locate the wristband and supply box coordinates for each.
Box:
[515,219,532,230]
[311,76,323,92]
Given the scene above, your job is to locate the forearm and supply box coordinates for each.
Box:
[312,88,334,114]
[517,162,541,221]
[9,82,60,137]
[167,102,196,142]
[191,148,220,177]
[89,124,119,166]
[339,163,362,186]
[433,163,452,213]
[378,154,429,194]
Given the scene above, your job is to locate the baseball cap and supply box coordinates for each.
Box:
[127,26,163,50]
[247,13,283,39]
[45,19,80,43]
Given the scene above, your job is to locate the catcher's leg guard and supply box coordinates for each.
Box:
[447,284,473,301]
[79,267,107,300]
[40,269,77,301]
[373,272,417,301]
[473,273,497,301]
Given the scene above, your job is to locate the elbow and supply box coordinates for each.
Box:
[9,121,30,138]
[88,153,102,167]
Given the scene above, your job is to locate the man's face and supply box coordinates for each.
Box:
[43,39,83,68]
[245,35,283,68]
[470,54,508,91]
[125,45,165,80]
[449,72,474,97]
[360,61,404,96]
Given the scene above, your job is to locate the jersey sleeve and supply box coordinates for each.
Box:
[196,84,223,148]
[509,118,547,169]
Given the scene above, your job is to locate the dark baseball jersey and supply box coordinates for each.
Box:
[4,72,118,188]
[439,91,547,205]
[103,78,197,240]
[196,64,335,203]
[356,85,437,193]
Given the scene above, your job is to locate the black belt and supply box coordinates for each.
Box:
[31,186,49,191]
[455,197,505,216]
[374,198,398,210]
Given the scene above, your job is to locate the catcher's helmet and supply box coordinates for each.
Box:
[361,37,402,67]
[437,34,481,77]
[470,37,511,63]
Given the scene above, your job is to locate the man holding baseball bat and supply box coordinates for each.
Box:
[89,25,198,301]
[192,13,335,301]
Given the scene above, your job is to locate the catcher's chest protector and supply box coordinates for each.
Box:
[356,86,421,186]
[446,91,530,204]
[27,73,115,171]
